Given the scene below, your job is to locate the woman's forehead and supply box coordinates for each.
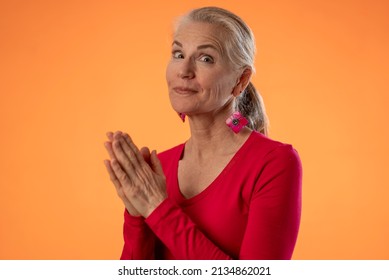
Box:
[173,22,226,53]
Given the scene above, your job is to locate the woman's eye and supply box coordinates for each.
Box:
[199,55,214,63]
[172,51,184,59]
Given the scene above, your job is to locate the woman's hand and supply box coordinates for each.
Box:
[104,131,141,216]
[104,131,167,218]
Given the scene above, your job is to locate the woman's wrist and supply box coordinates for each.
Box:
[143,196,167,218]
[125,204,142,217]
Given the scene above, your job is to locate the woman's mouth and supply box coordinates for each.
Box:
[173,87,198,95]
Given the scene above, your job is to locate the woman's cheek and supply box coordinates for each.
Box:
[165,62,175,84]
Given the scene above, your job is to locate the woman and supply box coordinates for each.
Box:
[104,6,302,260]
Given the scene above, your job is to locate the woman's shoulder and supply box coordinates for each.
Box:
[248,130,292,150]
[246,131,301,164]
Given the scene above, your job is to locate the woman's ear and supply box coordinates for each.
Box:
[232,67,252,97]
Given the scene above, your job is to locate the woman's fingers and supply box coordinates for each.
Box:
[150,150,164,176]
[110,158,133,186]
[112,138,138,179]
[104,159,123,194]
[105,131,123,159]
[106,130,160,182]
[107,131,148,181]
[106,131,114,141]
[140,147,151,165]
[107,131,157,173]
[115,133,149,169]
[113,130,122,139]
[104,131,167,218]
[104,159,141,216]
[123,133,145,164]
[117,137,142,170]
[104,141,117,162]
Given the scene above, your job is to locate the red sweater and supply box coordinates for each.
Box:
[120,131,302,260]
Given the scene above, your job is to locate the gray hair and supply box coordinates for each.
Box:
[176,6,269,135]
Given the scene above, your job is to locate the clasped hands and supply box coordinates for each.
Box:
[104,131,167,218]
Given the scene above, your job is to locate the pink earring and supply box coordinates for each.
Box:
[178,113,186,123]
[226,112,248,133]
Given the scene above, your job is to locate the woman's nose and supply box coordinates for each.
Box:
[178,59,195,79]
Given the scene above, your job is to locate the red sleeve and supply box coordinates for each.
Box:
[145,145,302,260]
[120,209,156,259]
[239,145,302,259]
[146,198,233,259]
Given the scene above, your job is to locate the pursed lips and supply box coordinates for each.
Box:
[173,87,198,95]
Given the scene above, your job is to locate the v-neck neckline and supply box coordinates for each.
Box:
[172,131,255,206]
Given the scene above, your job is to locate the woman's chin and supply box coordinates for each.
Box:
[169,102,196,115]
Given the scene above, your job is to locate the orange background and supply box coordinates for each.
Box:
[1,0,388,259]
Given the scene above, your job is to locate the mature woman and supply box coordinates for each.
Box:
[104,6,302,260]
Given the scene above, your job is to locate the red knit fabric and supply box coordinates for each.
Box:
[120,131,302,260]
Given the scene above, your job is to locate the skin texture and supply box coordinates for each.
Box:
[166,22,253,197]
[104,131,167,217]
[104,21,253,218]
[167,22,239,116]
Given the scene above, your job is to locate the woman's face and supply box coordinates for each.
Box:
[166,21,240,116]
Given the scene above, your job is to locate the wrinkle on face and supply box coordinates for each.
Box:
[174,22,227,63]
[166,21,240,116]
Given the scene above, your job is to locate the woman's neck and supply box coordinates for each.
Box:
[185,109,252,161]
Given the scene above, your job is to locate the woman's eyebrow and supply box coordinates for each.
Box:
[172,40,182,47]
[197,44,218,52]
[172,40,220,53]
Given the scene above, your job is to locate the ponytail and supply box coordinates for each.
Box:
[235,82,269,136]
